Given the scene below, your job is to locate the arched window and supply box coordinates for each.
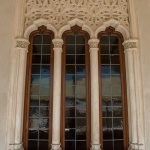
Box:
[61,26,91,150]
[98,27,128,150]
[23,26,54,150]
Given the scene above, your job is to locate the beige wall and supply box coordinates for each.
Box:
[137,0,150,149]
[0,0,16,149]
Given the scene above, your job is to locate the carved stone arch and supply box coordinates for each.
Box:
[58,18,94,39]
[24,18,58,39]
[95,19,130,40]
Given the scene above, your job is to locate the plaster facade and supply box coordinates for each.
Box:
[0,0,149,150]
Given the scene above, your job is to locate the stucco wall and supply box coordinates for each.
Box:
[136,0,150,149]
[0,0,16,149]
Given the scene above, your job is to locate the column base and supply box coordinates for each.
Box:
[51,144,62,150]
[128,143,145,150]
[90,144,101,150]
[9,143,24,150]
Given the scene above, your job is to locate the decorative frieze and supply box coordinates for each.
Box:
[52,39,64,49]
[16,39,30,49]
[88,39,99,49]
[25,0,129,31]
[123,39,138,52]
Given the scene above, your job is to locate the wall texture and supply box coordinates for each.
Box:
[0,0,16,149]
[137,0,150,149]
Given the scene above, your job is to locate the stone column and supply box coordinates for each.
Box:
[51,39,63,150]
[9,39,29,150]
[88,39,101,150]
[123,39,144,150]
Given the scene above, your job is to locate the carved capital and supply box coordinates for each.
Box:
[51,143,62,150]
[9,143,24,150]
[16,39,30,49]
[128,143,144,150]
[52,39,64,48]
[123,39,138,52]
[90,143,101,150]
[88,39,99,48]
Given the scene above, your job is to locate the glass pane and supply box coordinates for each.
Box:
[41,75,50,85]
[103,141,113,150]
[30,85,40,95]
[102,75,111,85]
[103,129,112,140]
[40,107,49,117]
[114,140,124,150]
[111,55,120,64]
[66,55,75,64]
[103,107,112,117]
[42,45,51,54]
[114,129,123,139]
[66,45,75,54]
[43,35,51,44]
[65,118,75,128]
[102,85,111,96]
[76,65,86,74]
[66,35,75,44]
[76,75,85,85]
[31,75,40,84]
[32,65,40,74]
[112,85,121,96]
[76,141,86,150]
[65,129,75,140]
[39,141,48,150]
[100,36,109,44]
[110,36,119,44]
[100,45,109,54]
[66,75,75,85]
[29,118,39,129]
[40,96,49,106]
[111,65,120,74]
[113,118,123,128]
[29,107,39,117]
[33,35,42,44]
[76,118,86,130]
[76,36,85,44]
[65,97,75,106]
[76,106,86,117]
[113,107,122,117]
[101,65,110,74]
[101,55,110,64]
[39,118,49,129]
[112,96,122,106]
[33,45,41,54]
[28,130,38,139]
[41,65,50,74]
[66,65,75,74]
[32,55,41,64]
[76,45,85,54]
[102,96,112,106]
[110,46,119,54]
[42,55,50,64]
[28,140,38,150]
[111,75,121,85]
[65,141,75,150]
[76,85,86,99]
[76,128,86,140]
[65,107,75,117]
[30,96,39,106]
[40,85,49,95]
[66,86,75,96]
[103,118,112,129]
[76,55,85,64]
[39,130,48,139]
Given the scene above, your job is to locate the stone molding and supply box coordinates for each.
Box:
[123,39,138,52]
[9,142,24,150]
[90,144,101,150]
[25,0,129,31]
[52,39,64,48]
[51,144,62,150]
[16,39,30,49]
[88,39,99,48]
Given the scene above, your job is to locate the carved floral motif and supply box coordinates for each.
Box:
[25,0,129,31]
[16,40,29,49]
[123,42,137,50]
[52,39,64,48]
[88,39,99,48]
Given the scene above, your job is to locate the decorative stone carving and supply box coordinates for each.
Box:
[52,39,64,48]
[123,39,138,52]
[16,39,30,49]
[25,0,129,31]
[88,39,99,48]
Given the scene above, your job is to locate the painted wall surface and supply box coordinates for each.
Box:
[137,0,150,149]
[0,0,16,149]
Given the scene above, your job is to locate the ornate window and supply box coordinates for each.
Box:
[99,27,128,150]
[23,26,54,150]
[61,26,91,150]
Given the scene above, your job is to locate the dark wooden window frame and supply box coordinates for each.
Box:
[61,25,91,150]
[98,27,129,150]
[23,25,54,150]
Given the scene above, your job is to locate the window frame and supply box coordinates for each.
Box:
[98,27,129,150]
[23,25,54,150]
